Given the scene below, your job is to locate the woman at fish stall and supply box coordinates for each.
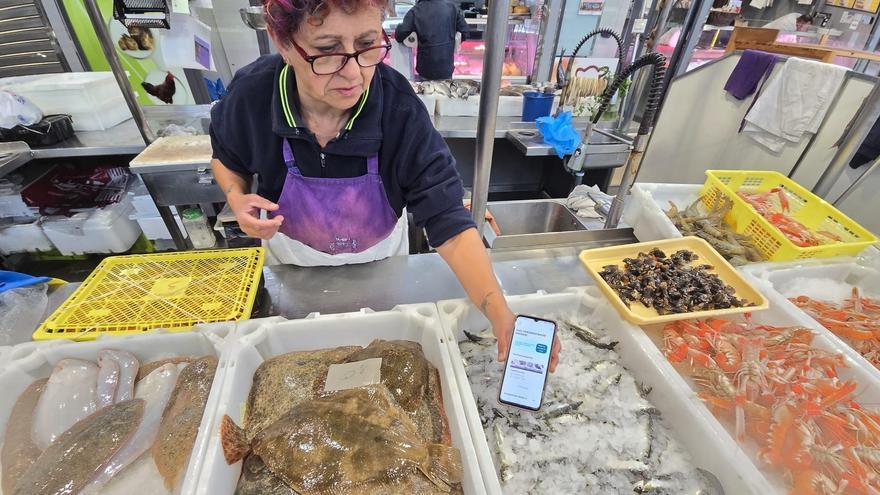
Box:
[208,0,560,368]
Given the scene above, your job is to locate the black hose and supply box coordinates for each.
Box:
[591,51,666,135]
[568,28,626,79]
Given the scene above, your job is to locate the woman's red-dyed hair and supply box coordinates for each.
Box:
[263,0,386,44]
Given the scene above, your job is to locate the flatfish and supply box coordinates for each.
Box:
[82,363,179,494]
[221,386,463,495]
[1,378,47,494]
[32,358,98,449]
[137,356,192,382]
[152,355,217,490]
[244,346,360,440]
[12,399,145,495]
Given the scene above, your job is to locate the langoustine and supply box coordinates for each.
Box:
[792,287,880,369]
[663,317,880,495]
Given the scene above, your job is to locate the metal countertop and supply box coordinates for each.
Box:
[258,245,597,320]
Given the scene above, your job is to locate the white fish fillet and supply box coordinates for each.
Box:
[97,353,121,409]
[32,358,98,449]
[101,349,140,402]
[96,451,170,495]
[80,363,179,494]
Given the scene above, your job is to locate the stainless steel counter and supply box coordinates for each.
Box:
[30,119,147,159]
[256,245,601,319]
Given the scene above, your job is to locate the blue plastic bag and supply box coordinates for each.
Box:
[536,111,581,159]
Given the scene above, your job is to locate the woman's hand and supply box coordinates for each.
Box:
[489,305,561,373]
[227,192,284,239]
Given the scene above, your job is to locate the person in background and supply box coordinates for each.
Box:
[394,0,469,80]
[763,12,813,32]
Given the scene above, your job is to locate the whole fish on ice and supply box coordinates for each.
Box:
[32,358,99,449]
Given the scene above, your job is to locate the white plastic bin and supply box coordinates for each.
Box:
[130,213,186,241]
[196,305,487,495]
[41,195,142,255]
[0,330,230,495]
[418,94,437,115]
[621,183,702,242]
[741,261,880,384]
[0,218,54,254]
[438,288,773,495]
[0,72,132,131]
[434,95,526,117]
[597,276,880,494]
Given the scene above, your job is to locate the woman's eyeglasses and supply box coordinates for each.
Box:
[290,32,392,75]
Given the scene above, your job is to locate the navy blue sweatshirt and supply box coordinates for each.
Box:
[209,55,475,247]
[394,0,469,80]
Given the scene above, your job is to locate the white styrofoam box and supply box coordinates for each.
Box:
[0,185,36,219]
[598,276,880,494]
[740,261,880,385]
[497,95,524,117]
[0,330,232,495]
[42,195,142,255]
[0,72,132,131]
[621,183,702,242]
[437,288,773,495]
[418,94,437,115]
[131,213,187,240]
[0,218,54,255]
[196,305,487,495]
[436,96,480,117]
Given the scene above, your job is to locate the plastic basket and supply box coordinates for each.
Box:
[700,170,877,261]
[34,248,264,341]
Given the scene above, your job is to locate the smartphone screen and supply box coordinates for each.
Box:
[498,315,556,411]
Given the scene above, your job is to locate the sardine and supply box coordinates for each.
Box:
[12,399,145,495]
[464,329,495,344]
[538,400,583,420]
[2,379,47,494]
[152,355,217,491]
[32,359,98,449]
[82,363,179,494]
[565,321,618,350]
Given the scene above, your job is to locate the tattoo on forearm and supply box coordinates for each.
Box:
[479,291,495,314]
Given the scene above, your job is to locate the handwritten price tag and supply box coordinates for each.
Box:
[324,358,383,392]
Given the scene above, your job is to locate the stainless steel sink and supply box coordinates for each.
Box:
[489,201,586,235]
[482,200,636,250]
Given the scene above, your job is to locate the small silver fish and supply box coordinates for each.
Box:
[565,321,618,350]
[463,330,495,345]
[538,400,583,420]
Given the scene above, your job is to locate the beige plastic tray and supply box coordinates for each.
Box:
[579,236,768,325]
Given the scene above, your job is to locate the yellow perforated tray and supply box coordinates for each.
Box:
[34,248,264,341]
[579,237,768,325]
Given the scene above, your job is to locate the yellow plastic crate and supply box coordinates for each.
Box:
[35,248,265,341]
[699,170,877,261]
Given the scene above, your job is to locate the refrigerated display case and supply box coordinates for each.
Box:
[382,16,538,81]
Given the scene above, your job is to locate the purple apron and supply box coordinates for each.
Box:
[269,139,399,255]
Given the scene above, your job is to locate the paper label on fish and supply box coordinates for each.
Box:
[324,358,382,392]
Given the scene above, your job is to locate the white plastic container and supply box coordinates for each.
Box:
[741,261,880,385]
[438,287,776,495]
[0,218,54,254]
[621,183,702,242]
[41,195,142,255]
[196,305,488,495]
[130,212,187,240]
[0,330,231,495]
[435,96,480,116]
[181,207,216,249]
[596,276,880,494]
[418,94,437,115]
[0,72,132,131]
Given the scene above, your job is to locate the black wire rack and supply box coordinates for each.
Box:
[113,0,170,29]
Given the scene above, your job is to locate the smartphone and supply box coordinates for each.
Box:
[498,314,557,411]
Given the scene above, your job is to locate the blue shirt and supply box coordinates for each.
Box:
[209,55,475,247]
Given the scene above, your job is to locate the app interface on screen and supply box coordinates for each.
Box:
[499,317,555,409]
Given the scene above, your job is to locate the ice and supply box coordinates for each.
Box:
[458,313,702,494]
[778,276,853,303]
